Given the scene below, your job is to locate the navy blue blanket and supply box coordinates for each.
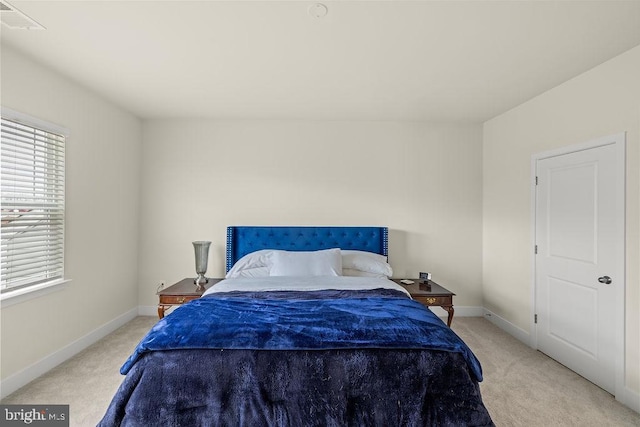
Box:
[100,289,493,426]
[121,290,482,382]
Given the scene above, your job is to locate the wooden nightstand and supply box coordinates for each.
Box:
[391,279,456,327]
[157,278,223,319]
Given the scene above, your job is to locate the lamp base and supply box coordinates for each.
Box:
[194,274,208,291]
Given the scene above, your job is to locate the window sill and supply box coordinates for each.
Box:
[1,279,71,308]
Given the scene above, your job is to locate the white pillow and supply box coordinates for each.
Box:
[270,248,342,277]
[341,250,393,277]
[225,250,274,278]
[227,266,270,278]
[227,248,393,278]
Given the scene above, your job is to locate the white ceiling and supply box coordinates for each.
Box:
[2,1,640,122]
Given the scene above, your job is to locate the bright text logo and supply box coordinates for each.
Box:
[0,405,68,426]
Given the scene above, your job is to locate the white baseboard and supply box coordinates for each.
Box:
[482,308,531,345]
[620,386,640,413]
[0,307,138,399]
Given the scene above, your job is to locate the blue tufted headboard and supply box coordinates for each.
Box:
[226,226,388,272]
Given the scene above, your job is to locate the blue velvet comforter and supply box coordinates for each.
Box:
[99,289,493,426]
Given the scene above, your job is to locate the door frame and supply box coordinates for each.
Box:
[530,132,626,399]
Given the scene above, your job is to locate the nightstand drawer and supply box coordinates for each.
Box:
[159,295,199,305]
[157,278,223,318]
[391,279,455,327]
[413,295,452,307]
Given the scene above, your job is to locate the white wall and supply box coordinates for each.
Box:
[483,45,640,397]
[3,29,638,412]
[0,47,142,382]
[138,120,484,311]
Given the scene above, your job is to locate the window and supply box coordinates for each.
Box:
[1,111,66,295]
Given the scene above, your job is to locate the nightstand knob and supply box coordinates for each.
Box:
[177,297,186,304]
[426,297,437,304]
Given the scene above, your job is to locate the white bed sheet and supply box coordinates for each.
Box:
[202,276,411,298]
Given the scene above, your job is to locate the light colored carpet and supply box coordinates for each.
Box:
[452,317,639,426]
[2,316,639,426]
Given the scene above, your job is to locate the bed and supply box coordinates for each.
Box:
[99,226,493,426]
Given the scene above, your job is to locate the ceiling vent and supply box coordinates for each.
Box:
[0,1,45,30]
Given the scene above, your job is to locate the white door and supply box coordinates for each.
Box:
[535,134,624,395]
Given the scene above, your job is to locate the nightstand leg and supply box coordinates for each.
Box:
[444,306,454,327]
[158,305,166,319]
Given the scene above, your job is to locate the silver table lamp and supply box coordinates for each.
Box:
[192,241,211,291]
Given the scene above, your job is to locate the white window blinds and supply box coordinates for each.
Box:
[1,116,65,292]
